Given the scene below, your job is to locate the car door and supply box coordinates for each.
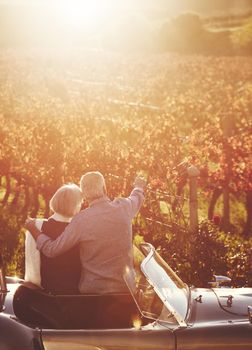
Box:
[175,322,252,350]
[41,327,176,350]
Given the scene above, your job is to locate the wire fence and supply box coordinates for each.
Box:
[0,169,190,232]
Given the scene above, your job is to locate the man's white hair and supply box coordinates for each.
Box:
[80,171,106,201]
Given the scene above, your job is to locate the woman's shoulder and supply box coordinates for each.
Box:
[43,217,68,228]
[42,217,70,238]
[35,218,48,231]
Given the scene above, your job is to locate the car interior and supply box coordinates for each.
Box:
[13,282,142,329]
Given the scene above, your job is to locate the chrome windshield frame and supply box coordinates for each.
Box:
[139,243,188,327]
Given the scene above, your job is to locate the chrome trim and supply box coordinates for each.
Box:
[209,275,232,288]
[248,306,252,324]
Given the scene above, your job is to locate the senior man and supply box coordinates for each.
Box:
[25,172,145,295]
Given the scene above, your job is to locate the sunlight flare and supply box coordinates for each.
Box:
[57,0,108,32]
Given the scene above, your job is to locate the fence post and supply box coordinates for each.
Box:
[187,165,200,234]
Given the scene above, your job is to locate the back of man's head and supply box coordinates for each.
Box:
[80,171,106,202]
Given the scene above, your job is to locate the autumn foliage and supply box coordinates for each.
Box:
[0,49,251,284]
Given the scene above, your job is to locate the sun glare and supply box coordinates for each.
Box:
[57,0,108,32]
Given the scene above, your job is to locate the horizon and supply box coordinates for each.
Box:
[1,0,252,13]
[0,0,252,49]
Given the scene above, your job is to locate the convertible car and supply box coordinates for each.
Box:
[1,242,252,350]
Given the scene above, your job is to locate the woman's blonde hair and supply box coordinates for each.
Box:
[49,184,83,218]
[80,171,106,201]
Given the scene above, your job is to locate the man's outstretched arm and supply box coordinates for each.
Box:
[25,219,42,240]
[24,215,82,258]
[126,176,146,219]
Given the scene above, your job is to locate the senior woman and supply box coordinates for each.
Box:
[25,183,83,293]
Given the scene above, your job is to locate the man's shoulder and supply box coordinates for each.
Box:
[66,210,90,231]
[75,207,98,221]
[74,209,89,220]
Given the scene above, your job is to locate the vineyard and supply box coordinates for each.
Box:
[0,48,252,286]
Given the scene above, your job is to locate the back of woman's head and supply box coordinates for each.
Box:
[49,184,83,218]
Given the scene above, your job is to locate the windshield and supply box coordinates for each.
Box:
[125,243,188,326]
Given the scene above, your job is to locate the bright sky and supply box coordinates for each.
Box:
[0,0,172,33]
[0,0,169,9]
[1,0,250,35]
